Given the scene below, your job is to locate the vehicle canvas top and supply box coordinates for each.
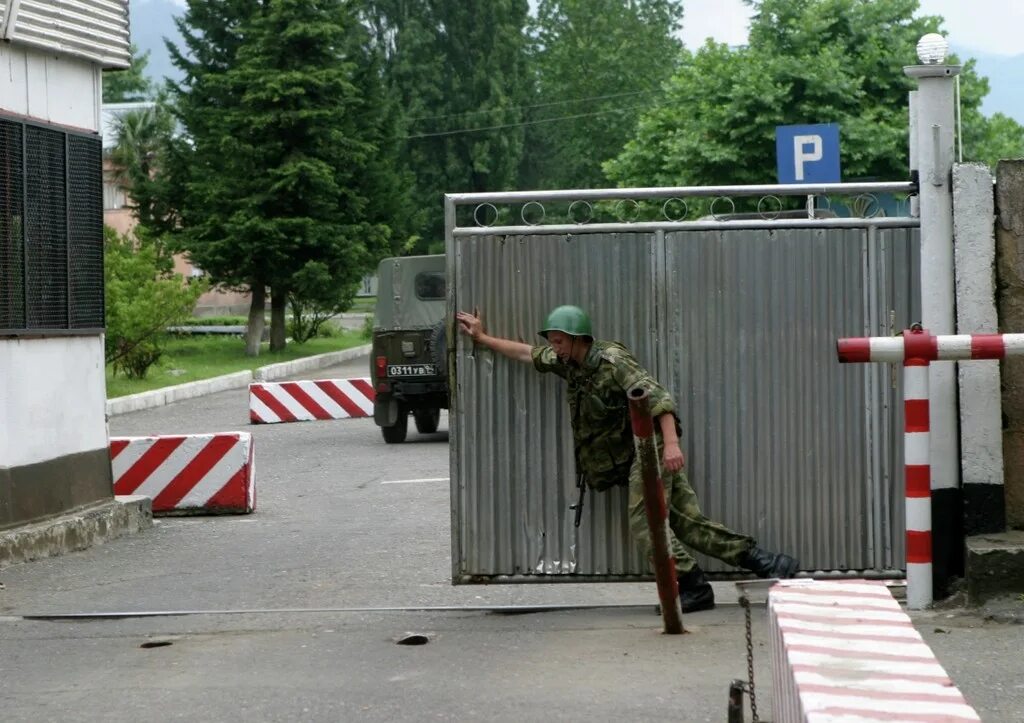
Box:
[373,254,446,330]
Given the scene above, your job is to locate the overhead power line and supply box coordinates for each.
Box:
[402,104,652,140]
[405,89,658,124]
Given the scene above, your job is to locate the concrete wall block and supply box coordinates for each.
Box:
[966,531,1024,605]
[953,163,998,331]
[996,161,1024,528]
[953,163,1005,537]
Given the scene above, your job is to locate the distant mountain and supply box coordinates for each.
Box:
[129,0,185,89]
[954,45,1024,124]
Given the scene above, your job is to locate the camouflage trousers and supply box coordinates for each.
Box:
[627,437,753,574]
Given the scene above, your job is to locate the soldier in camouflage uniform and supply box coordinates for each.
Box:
[456,304,799,612]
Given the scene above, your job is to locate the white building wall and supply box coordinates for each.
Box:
[0,337,108,468]
[0,40,102,130]
[0,40,107,473]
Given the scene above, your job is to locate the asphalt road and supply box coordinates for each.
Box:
[0,355,1021,721]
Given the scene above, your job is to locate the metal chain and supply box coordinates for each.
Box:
[741,594,760,723]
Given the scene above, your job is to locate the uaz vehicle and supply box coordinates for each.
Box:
[369,254,448,443]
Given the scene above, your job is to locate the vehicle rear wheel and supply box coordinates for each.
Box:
[414,407,441,434]
[381,408,408,443]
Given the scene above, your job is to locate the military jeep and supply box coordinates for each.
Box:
[370,254,448,443]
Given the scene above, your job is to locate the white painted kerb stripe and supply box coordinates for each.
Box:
[381,477,450,485]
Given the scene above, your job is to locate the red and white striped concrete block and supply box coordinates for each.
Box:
[249,378,375,424]
[769,579,980,723]
[110,432,256,515]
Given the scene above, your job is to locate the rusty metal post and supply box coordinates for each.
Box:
[727,680,746,723]
[627,387,684,635]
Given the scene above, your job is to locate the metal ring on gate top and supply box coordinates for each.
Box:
[710,196,736,221]
[473,202,498,227]
[662,197,688,222]
[757,195,783,220]
[521,201,546,226]
[568,200,593,224]
[612,198,641,222]
[852,193,881,218]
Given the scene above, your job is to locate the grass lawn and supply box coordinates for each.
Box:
[106,331,369,399]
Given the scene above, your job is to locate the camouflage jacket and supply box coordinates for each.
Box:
[532,340,678,491]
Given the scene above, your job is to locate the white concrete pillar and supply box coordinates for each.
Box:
[905,60,961,597]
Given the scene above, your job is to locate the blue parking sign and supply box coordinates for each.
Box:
[776,124,841,184]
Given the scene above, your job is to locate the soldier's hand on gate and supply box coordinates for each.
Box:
[456,310,484,341]
[662,441,685,473]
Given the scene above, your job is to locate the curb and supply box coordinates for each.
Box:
[253,344,371,382]
[106,345,372,417]
[106,371,253,417]
[0,496,153,570]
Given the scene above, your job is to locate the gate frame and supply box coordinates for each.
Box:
[445,180,919,585]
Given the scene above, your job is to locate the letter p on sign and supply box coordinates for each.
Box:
[776,124,841,184]
[793,135,822,181]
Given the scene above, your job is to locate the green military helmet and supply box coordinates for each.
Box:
[539,305,593,341]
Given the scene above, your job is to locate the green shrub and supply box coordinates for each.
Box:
[105,227,206,379]
[288,261,357,344]
[181,315,248,326]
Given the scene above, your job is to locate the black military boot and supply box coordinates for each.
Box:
[738,545,799,579]
[677,565,715,613]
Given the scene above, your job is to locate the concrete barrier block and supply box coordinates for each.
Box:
[249,378,374,424]
[110,432,255,515]
[768,579,980,722]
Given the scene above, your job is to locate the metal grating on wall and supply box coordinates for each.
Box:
[0,121,25,329]
[450,218,919,582]
[25,125,68,329]
[0,116,104,334]
[68,134,104,328]
[4,0,130,68]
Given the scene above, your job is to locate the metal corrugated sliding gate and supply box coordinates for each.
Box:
[446,183,920,583]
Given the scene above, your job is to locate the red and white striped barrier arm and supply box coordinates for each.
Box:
[249,378,375,424]
[838,329,1024,363]
[110,432,255,515]
[769,580,980,723]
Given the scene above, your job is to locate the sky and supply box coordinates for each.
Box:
[160,0,1023,58]
[150,0,1021,121]
[680,0,1024,57]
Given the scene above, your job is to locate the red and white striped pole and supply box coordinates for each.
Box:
[903,351,932,610]
[837,327,1024,609]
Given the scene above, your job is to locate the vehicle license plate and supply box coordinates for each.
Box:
[388,364,436,377]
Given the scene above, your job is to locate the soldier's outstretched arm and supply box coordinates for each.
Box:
[456,310,533,364]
